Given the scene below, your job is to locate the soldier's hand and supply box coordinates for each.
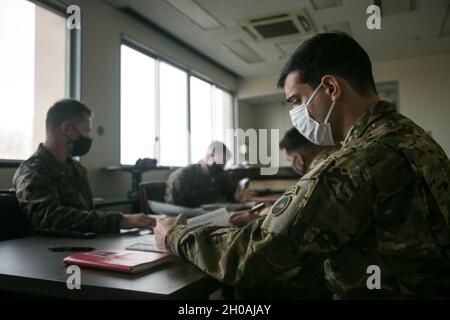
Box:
[154,214,187,250]
[120,213,156,230]
[229,207,270,227]
[229,210,259,227]
[234,185,252,203]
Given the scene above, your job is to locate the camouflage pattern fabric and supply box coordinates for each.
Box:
[13,144,123,233]
[166,101,450,299]
[308,146,338,171]
[164,164,237,208]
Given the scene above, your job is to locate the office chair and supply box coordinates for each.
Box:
[138,182,167,214]
[0,190,30,241]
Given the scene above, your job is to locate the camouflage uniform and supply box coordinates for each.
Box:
[164,164,237,208]
[166,101,450,299]
[308,146,338,171]
[238,145,340,299]
[13,144,123,233]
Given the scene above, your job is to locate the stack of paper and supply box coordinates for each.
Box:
[147,200,206,217]
[127,207,232,253]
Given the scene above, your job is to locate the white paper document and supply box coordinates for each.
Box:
[147,200,206,217]
[187,207,231,227]
[126,235,168,253]
[127,208,232,253]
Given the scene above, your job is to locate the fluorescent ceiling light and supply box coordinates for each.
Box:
[223,39,264,64]
[165,0,222,30]
[276,40,302,56]
[310,0,341,10]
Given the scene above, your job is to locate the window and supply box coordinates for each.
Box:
[212,87,234,163]
[120,45,156,165]
[0,0,69,161]
[159,62,188,167]
[190,76,213,163]
[190,76,234,163]
[120,43,235,167]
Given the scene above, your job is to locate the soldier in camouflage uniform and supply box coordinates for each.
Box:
[154,33,450,299]
[13,99,155,233]
[307,146,336,171]
[280,127,337,176]
[164,141,250,208]
[229,128,338,298]
[228,128,337,228]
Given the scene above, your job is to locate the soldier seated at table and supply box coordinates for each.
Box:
[164,141,250,208]
[13,99,155,233]
[155,32,450,299]
[229,128,338,228]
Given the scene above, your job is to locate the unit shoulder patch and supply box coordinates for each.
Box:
[271,196,292,216]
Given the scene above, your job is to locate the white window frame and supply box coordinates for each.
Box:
[120,38,236,167]
[0,0,80,164]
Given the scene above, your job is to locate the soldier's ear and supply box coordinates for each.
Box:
[295,153,305,168]
[321,75,341,102]
[60,121,72,135]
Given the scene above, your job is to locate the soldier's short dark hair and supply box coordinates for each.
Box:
[277,32,377,96]
[279,127,315,153]
[46,99,92,133]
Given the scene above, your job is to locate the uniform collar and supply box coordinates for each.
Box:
[343,100,396,145]
[36,143,75,171]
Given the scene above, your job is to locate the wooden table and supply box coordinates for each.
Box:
[0,233,220,299]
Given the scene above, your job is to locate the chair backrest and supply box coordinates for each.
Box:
[0,190,30,241]
[138,182,167,214]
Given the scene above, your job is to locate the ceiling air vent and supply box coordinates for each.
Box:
[240,10,315,42]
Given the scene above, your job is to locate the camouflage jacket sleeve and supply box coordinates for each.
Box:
[166,149,374,288]
[14,169,123,233]
[220,173,238,202]
[164,169,191,207]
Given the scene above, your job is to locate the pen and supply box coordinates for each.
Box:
[48,246,95,252]
[38,229,96,239]
[248,202,266,214]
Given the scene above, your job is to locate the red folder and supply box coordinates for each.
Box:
[63,249,171,273]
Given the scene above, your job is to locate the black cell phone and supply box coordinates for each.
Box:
[37,229,96,239]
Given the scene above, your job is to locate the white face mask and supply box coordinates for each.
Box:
[289,83,336,146]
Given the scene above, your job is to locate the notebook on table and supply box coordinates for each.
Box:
[63,249,171,273]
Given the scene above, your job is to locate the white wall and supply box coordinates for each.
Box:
[372,53,450,156]
[238,100,291,167]
[0,0,238,196]
[238,52,450,157]
[239,74,281,100]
